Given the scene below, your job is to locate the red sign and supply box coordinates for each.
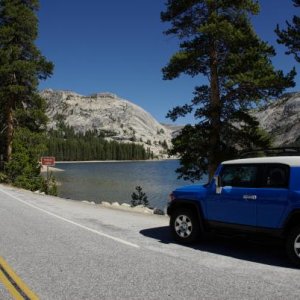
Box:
[41,156,55,166]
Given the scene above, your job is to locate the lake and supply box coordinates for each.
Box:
[54,160,206,209]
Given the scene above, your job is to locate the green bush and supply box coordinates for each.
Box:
[4,127,57,194]
[0,172,8,183]
[131,186,149,207]
[42,172,58,196]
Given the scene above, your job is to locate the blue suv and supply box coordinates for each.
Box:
[167,156,300,266]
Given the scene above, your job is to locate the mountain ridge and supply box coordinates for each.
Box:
[41,89,300,157]
[41,89,173,158]
[254,92,300,146]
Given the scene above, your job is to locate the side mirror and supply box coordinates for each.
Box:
[214,176,222,194]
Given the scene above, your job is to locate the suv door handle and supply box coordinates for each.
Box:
[243,195,257,200]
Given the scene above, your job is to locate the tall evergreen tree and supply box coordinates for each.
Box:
[0,0,53,191]
[0,0,53,163]
[276,0,300,62]
[162,0,295,181]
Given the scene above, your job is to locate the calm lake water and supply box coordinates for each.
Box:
[54,160,206,209]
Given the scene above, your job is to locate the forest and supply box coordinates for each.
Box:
[46,126,153,161]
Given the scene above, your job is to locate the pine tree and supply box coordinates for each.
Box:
[162,0,295,181]
[131,186,149,207]
[4,127,46,190]
[276,0,300,62]
[0,0,53,163]
[44,128,152,161]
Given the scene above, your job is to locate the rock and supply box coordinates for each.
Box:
[254,92,300,146]
[97,201,165,216]
[134,205,145,208]
[143,207,154,214]
[82,201,96,205]
[153,208,165,215]
[40,89,300,157]
[132,205,153,214]
[41,89,175,158]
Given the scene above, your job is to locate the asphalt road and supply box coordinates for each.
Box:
[0,184,300,299]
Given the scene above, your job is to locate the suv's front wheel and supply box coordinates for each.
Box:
[170,208,201,243]
[286,225,300,267]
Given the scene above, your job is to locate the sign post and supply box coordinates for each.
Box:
[41,157,55,192]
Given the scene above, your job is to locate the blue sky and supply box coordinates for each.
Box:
[37,0,299,124]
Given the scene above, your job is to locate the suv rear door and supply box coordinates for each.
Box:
[256,163,290,228]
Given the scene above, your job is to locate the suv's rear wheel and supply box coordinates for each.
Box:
[286,225,300,267]
[170,208,200,243]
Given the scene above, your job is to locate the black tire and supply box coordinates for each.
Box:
[286,225,300,267]
[170,208,201,244]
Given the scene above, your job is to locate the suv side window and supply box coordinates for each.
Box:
[220,165,258,188]
[262,164,289,188]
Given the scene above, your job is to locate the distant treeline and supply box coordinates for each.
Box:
[45,125,153,161]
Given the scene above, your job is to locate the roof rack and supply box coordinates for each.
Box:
[239,147,300,158]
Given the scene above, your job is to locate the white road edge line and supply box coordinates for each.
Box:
[0,187,140,249]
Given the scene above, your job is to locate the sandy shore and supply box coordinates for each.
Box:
[54,158,177,164]
[40,165,64,173]
[39,158,176,172]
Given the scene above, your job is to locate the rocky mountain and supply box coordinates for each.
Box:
[41,89,300,158]
[41,89,173,157]
[254,92,300,146]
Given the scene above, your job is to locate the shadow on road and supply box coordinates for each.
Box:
[140,226,297,269]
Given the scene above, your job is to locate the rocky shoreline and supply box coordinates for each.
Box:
[82,200,167,216]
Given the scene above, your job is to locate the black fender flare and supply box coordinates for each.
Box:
[167,199,206,232]
[283,209,300,234]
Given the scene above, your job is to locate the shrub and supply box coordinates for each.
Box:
[4,127,57,195]
[0,172,8,183]
[131,186,149,207]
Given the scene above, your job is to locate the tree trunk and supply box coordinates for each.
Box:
[6,100,14,162]
[208,43,221,180]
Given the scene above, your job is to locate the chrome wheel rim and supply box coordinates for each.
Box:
[174,215,193,238]
[294,234,300,258]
